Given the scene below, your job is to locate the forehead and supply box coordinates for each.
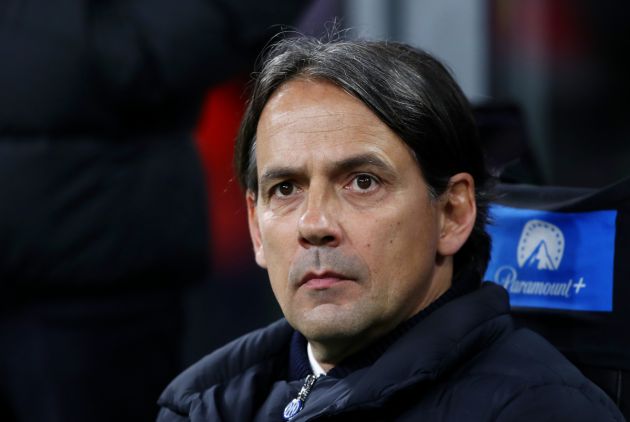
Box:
[255,79,418,174]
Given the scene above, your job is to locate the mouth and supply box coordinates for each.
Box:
[299,271,353,290]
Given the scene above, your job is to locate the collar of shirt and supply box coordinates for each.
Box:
[307,342,327,377]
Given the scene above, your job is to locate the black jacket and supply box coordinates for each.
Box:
[157,283,623,421]
[0,0,305,296]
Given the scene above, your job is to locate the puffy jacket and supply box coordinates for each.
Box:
[157,283,623,421]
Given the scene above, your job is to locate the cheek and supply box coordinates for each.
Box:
[259,211,296,259]
[352,219,409,279]
[258,214,298,293]
[359,207,437,286]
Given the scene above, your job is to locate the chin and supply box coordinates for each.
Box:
[292,303,372,343]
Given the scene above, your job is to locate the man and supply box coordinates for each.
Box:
[157,37,623,421]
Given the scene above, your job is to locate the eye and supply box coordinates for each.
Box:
[272,181,296,198]
[348,174,379,192]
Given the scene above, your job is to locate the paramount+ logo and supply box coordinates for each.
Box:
[485,205,616,312]
[494,219,587,300]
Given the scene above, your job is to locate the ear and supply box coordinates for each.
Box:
[436,173,476,257]
[246,191,267,268]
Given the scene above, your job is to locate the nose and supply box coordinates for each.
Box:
[298,190,341,248]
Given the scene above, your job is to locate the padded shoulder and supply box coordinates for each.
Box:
[458,327,623,420]
[495,381,624,422]
[471,328,587,385]
[157,319,293,413]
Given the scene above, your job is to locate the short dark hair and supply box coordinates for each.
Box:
[234,36,492,282]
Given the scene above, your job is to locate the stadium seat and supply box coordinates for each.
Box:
[484,176,630,417]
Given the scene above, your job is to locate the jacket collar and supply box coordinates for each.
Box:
[296,283,513,419]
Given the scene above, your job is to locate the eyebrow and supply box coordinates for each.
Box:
[332,153,394,176]
[259,167,298,187]
[259,152,396,187]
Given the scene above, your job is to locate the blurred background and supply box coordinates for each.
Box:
[1,0,629,421]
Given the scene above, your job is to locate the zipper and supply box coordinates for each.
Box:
[283,374,320,420]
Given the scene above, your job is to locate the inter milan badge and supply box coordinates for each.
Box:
[283,398,303,420]
[282,374,319,421]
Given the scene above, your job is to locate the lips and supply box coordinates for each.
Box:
[300,271,351,290]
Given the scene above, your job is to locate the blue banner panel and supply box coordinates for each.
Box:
[484,205,617,312]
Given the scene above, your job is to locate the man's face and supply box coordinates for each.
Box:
[248,79,453,359]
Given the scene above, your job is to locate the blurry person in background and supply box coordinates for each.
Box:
[157,36,623,421]
[0,1,307,421]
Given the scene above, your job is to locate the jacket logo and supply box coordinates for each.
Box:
[517,220,564,270]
